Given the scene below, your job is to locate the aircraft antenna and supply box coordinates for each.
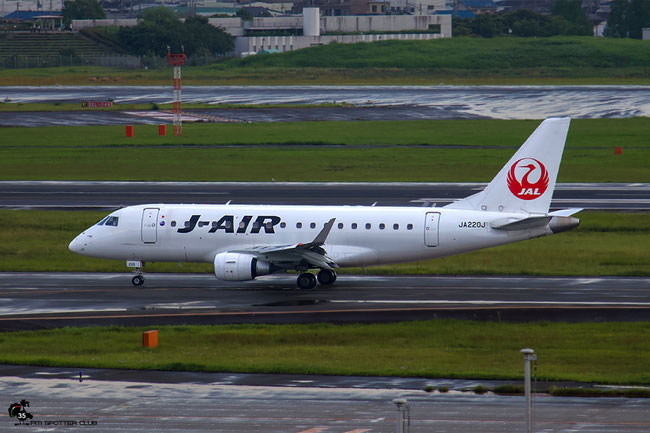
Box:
[167,46,186,136]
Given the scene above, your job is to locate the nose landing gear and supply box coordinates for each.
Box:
[127,260,145,286]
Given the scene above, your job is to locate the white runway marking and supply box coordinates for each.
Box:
[0,307,128,316]
[331,300,650,306]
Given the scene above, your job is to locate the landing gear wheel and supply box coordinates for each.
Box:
[317,269,337,285]
[297,273,317,290]
[132,275,145,286]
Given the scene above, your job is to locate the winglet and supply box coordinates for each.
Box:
[312,218,336,246]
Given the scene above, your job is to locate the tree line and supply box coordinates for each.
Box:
[605,0,650,38]
[454,0,592,37]
[448,0,650,39]
[63,2,233,56]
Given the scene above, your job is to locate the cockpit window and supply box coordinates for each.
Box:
[96,217,109,226]
[105,216,119,227]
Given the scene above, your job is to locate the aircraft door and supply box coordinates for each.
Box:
[424,212,440,247]
[141,208,159,243]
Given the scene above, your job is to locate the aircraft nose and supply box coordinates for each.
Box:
[69,234,88,254]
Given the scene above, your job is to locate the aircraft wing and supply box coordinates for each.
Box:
[231,218,338,270]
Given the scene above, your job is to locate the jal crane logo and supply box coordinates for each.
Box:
[507,158,549,200]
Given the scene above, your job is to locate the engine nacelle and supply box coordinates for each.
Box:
[213,252,273,281]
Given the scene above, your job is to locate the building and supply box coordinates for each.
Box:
[496,0,554,14]
[291,0,371,15]
[233,9,451,55]
[3,10,64,30]
[74,8,452,56]
[461,0,496,14]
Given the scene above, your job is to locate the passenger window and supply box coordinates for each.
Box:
[351,223,358,229]
[393,223,399,230]
[379,223,385,230]
[199,221,208,227]
[338,223,344,229]
[407,223,413,230]
[365,223,371,229]
[171,221,177,227]
[105,216,119,227]
[297,222,302,228]
[265,222,273,229]
[310,222,316,229]
[226,221,232,229]
[252,221,260,229]
[280,222,286,228]
[239,221,246,229]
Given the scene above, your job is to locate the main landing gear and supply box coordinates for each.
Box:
[296,269,337,289]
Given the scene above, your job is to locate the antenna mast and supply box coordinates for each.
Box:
[166,46,186,136]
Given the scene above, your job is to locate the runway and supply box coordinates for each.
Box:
[2,181,649,211]
[1,273,649,330]
[2,85,650,119]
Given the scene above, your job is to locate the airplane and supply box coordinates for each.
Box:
[69,117,581,289]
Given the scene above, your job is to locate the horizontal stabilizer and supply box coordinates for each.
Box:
[549,208,583,217]
[491,214,580,233]
[491,216,552,231]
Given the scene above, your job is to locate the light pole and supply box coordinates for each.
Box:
[392,398,409,433]
[521,348,537,433]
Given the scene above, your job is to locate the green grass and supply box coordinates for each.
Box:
[2,37,650,85]
[229,36,650,71]
[4,118,650,148]
[1,210,648,276]
[0,119,648,182]
[1,321,649,384]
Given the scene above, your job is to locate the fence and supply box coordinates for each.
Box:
[0,53,228,69]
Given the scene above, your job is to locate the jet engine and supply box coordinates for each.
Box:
[213,252,273,281]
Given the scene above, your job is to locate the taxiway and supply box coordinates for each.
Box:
[1,273,649,330]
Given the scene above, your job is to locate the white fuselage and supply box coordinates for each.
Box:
[69,203,553,267]
[68,118,579,288]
